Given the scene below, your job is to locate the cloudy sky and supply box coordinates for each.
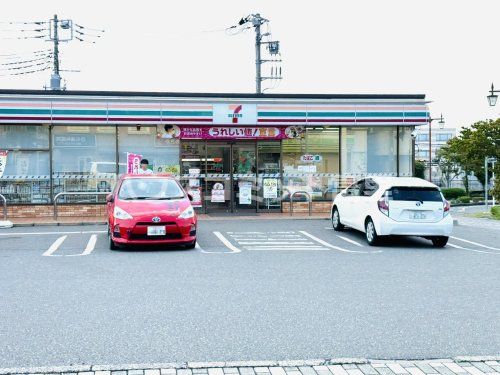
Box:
[1,0,500,129]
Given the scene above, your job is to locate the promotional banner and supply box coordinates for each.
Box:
[238,181,252,205]
[187,187,202,208]
[180,126,303,140]
[211,182,225,203]
[0,151,7,178]
[263,178,278,199]
[127,152,142,174]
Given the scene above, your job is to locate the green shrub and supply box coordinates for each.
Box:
[492,206,500,220]
[457,196,472,204]
[441,188,466,199]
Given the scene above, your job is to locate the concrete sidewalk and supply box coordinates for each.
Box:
[5,212,330,226]
[0,357,498,375]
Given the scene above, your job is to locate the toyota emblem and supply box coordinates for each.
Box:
[152,217,161,223]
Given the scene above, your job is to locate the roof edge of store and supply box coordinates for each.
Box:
[0,89,426,101]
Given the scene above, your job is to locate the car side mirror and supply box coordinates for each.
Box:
[106,194,114,203]
[187,194,193,202]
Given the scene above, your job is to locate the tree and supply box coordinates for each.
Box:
[414,159,426,179]
[437,119,500,194]
[436,148,461,188]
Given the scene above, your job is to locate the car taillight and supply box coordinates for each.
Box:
[378,196,389,216]
[443,199,450,216]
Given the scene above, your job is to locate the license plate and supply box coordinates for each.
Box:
[409,211,426,220]
[147,226,166,236]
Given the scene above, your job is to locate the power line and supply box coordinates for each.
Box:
[0,15,104,89]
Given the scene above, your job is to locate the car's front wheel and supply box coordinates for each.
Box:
[431,236,448,248]
[365,218,379,246]
[185,240,196,249]
[108,226,118,250]
[332,208,344,231]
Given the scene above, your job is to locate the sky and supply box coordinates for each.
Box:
[1,0,500,130]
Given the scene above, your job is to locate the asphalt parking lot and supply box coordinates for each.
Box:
[0,219,499,367]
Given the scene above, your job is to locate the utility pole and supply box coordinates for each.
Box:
[51,14,61,90]
[254,16,262,94]
[230,13,282,94]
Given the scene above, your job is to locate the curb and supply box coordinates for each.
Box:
[9,217,329,227]
[1,357,499,375]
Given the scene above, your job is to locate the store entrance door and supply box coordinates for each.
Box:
[204,142,257,213]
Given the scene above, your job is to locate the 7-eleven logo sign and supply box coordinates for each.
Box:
[214,104,257,125]
[228,105,243,123]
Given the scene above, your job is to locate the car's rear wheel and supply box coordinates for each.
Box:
[185,240,196,249]
[365,218,379,246]
[431,236,448,248]
[332,208,344,231]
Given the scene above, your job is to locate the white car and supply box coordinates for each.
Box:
[331,177,453,247]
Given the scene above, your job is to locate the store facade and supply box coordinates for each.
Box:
[0,90,428,216]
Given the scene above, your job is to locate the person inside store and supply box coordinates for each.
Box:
[138,159,154,174]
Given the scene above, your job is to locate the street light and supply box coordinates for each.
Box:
[487,83,499,106]
[427,113,445,182]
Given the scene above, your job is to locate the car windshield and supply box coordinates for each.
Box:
[388,186,442,202]
[118,178,185,200]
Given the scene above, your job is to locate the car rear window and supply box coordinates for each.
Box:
[388,187,442,202]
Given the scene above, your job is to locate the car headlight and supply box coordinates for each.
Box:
[178,206,195,219]
[113,206,133,220]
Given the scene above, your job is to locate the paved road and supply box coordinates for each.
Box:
[0,219,499,367]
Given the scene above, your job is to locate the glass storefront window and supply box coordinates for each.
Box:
[341,126,397,178]
[0,151,50,203]
[52,126,117,202]
[398,127,413,177]
[0,125,49,149]
[118,126,180,174]
[282,137,308,202]
[306,127,340,200]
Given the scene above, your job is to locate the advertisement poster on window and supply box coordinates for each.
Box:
[263,178,278,199]
[187,187,202,208]
[153,165,180,174]
[127,152,143,174]
[0,151,7,178]
[211,182,225,203]
[238,181,252,205]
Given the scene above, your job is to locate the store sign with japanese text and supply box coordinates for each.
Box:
[180,126,300,140]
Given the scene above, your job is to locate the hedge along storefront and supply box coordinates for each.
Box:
[0,90,428,217]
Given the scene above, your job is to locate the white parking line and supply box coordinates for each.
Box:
[336,235,364,247]
[447,242,500,255]
[212,231,242,253]
[81,234,97,256]
[450,236,500,251]
[42,235,67,256]
[299,231,375,253]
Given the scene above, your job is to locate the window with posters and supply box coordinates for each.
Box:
[118,126,180,175]
[282,127,340,201]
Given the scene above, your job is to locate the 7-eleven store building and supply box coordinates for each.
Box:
[0,90,428,218]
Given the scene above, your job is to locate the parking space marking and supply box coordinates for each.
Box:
[212,231,242,253]
[227,231,331,251]
[336,235,364,247]
[450,236,500,251]
[447,242,500,255]
[299,231,378,253]
[42,235,67,256]
[81,234,97,256]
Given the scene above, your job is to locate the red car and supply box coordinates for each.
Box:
[106,174,197,250]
